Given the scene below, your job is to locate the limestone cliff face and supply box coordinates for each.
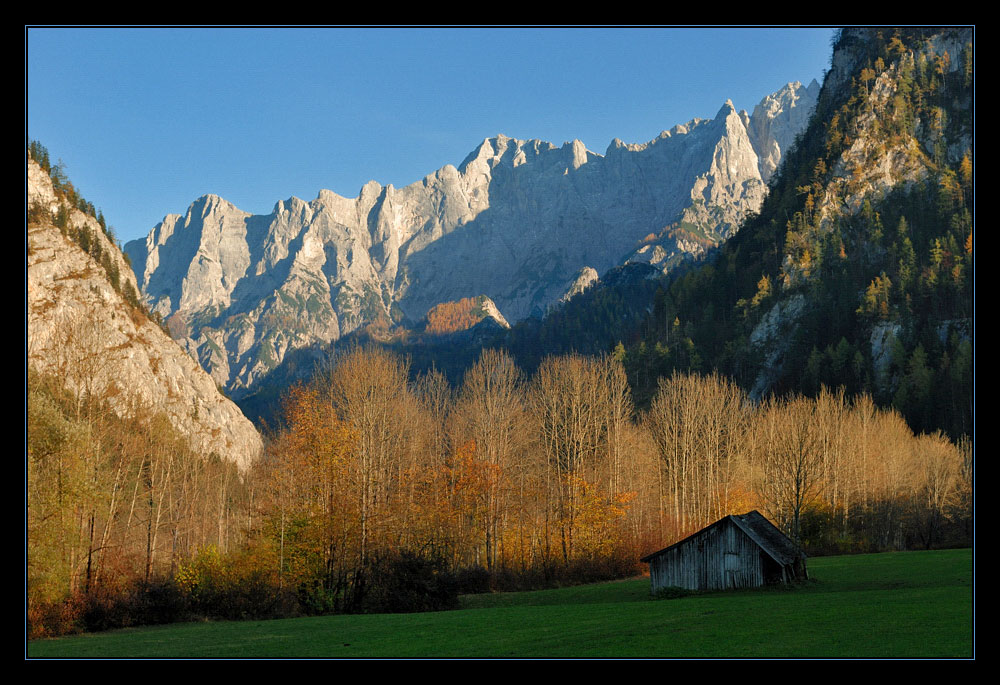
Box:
[27,159,262,470]
[613,83,818,271]
[560,266,600,304]
[747,79,822,183]
[126,82,818,397]
[817,32,969,226]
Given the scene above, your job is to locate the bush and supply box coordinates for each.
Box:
[27,596,78,640]
[453,566,492,594]
[297,581,340,616]
[654,586,692,600]
[355,552,459,614]
[27,202,50,226]
[452,549,643,595]
[135,579,189,625]
[176,546,297,621]
[27,579,189,637]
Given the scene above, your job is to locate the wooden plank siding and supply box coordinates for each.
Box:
[648,519,764,592]
[642,511,806,594]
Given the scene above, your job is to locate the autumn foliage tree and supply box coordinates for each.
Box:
[30,346,971,634]
[449,349,529,570]
[425,296,492,335]
[260,383,357,598]
[27,366,251,637]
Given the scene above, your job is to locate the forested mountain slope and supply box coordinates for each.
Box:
[624,27,973,439]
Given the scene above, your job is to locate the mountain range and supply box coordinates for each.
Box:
[124,81,819,398]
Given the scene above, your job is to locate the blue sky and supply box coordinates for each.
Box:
[27,27,836,244]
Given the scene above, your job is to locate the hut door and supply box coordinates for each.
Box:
[724,551,740,589]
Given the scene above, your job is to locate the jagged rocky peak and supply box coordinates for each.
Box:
[196,192,238,213]
[460,133,566,174]
[560,266,600,303]
[28,157,262,470]
[127,190,255,319]
[562,139,593,170]
[669,117,707,137]
[126,80,818,397]
[747,80,821,182]
[478,296,511,329]
[606,136,656,154]
[274,194,314,219]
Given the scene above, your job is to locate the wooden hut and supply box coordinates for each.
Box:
[640,510,807,593]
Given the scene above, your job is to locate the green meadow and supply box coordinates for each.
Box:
[27,549,973,659]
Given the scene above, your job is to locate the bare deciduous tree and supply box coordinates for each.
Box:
[450,349,529,570]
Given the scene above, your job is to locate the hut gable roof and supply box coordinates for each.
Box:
[728,511,807,566]
[640,510,806,566]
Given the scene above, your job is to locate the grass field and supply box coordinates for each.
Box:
[27,548,973,659]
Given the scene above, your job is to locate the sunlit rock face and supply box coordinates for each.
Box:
[126,83,817,396]
[28,159,262,470]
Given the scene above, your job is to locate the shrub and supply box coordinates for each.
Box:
[654,586,692,600]
[27,596,78,640]
[453,566,492,594]
[175,546,296,621]
[297,581,339,616]
[356,552,459,614]
[27,202,49,226]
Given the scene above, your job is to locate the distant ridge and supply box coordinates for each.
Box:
[125,82,818,397]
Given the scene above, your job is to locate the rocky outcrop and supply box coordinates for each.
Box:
[126,82,817,397]
[477,296,510,330]
[27,159,262,470]
[424,294,510,335]
[747,79,821,182]
[784,29,971,289]
[747,294,807,400]
[869,321,902,384]
[619,83,818,272]
[560,266,600,304]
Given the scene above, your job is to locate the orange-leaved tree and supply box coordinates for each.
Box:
[262,383,358,599]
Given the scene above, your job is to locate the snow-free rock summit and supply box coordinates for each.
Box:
[125,82,818,397]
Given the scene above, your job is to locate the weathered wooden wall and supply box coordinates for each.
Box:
[648,520,771,592]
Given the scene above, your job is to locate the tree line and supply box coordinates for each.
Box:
[28,345,970,636]
[253,345,970,610]
[28,367,249,636]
